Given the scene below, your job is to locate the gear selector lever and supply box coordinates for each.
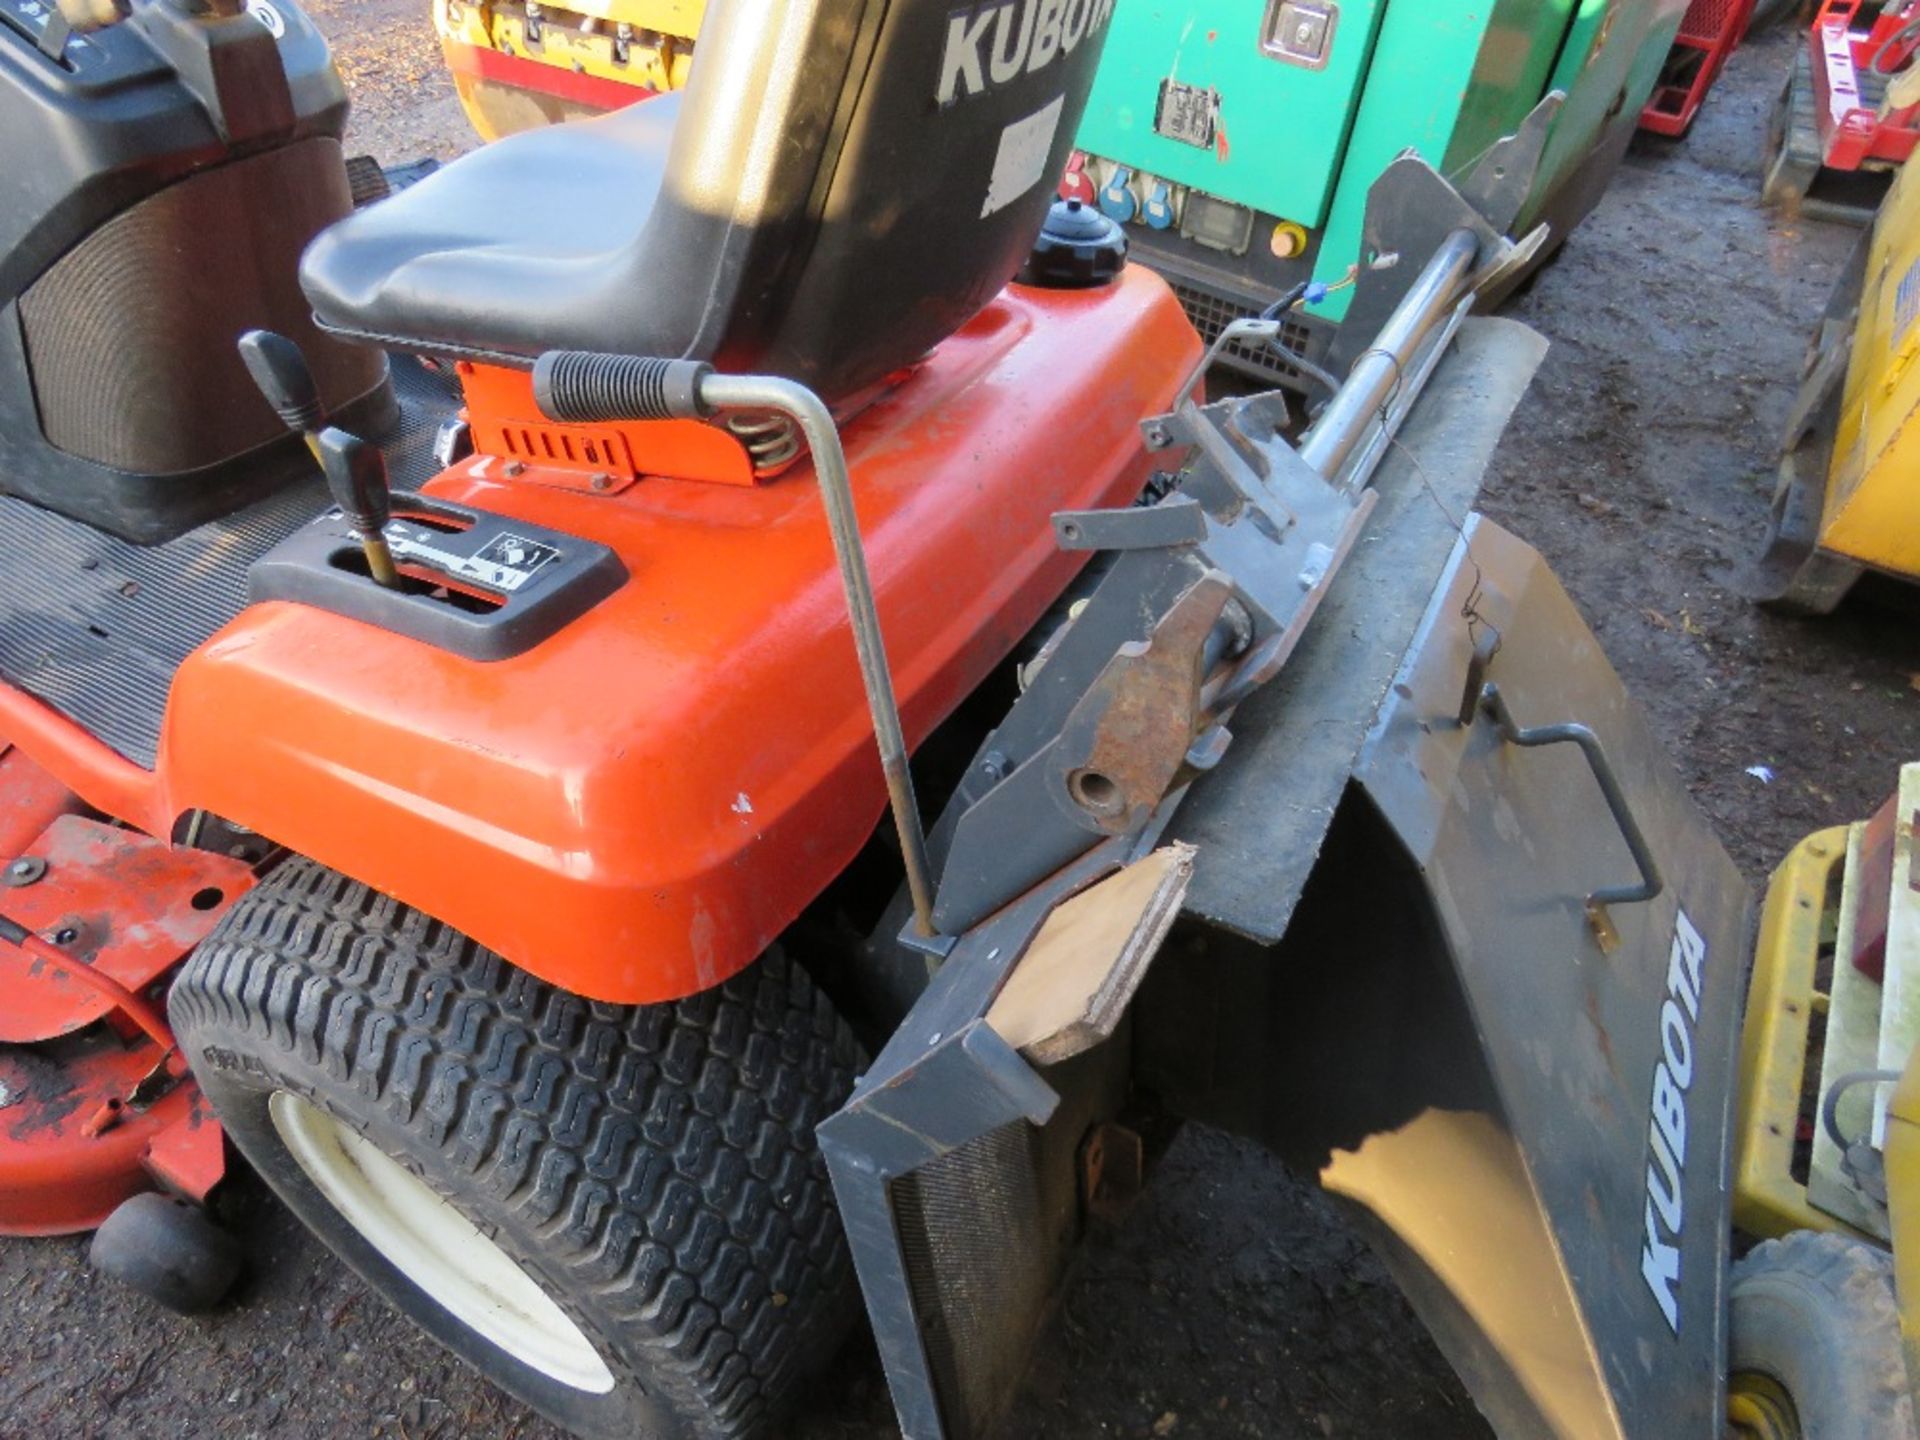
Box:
[237,329,400,589]
[314,429,401,589]
[238,329,329,460]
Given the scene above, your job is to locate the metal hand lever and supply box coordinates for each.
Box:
[315,428,401,590]
[532,350,939,940]
[1477,680,1664,951]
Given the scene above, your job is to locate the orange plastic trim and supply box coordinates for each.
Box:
[460,362,760,489]
[3,269,1199,1005]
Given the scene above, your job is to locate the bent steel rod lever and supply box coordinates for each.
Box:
[701,374,938,936]
[530,352,940,938]
[1477,680,1664,950]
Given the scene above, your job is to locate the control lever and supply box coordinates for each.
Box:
[56,0,129,29]
[237,329,400,589]
[238,329,328,461]
[533,349,940,941]
[315,428,401,589]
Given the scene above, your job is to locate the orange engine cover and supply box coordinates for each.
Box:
[21,269,1199,1004]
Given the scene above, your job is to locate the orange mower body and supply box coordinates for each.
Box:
[0,271,1198,1006]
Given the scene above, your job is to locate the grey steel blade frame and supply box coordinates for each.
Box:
[928,198,1495,938]
[816,118,1572,1440]
[827,319,1554,1440]
[818,830,1159,1440]
[1346,515,1752,1439]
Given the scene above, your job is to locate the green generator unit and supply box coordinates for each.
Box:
[1066,0,1688,383]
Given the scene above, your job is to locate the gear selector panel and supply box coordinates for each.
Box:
[249,494,626,660]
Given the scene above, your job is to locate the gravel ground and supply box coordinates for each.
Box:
[4,12,1918,1440]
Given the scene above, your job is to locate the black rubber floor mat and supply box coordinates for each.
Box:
[0,356,456,769]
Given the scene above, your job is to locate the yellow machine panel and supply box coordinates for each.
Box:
[1752,151,1920,613]
[1825,155,1920,575]
[433,0,702,140]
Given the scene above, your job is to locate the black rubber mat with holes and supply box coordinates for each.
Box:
[0,356,456,769]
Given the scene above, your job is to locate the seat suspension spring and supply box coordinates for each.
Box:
[727,412,803,474]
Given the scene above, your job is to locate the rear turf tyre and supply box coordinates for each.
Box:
[1727,1231,1917,1440]
[168,857,862,1440]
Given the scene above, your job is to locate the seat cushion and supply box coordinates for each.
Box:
[300,0,1121,401]
[300,96,680,360]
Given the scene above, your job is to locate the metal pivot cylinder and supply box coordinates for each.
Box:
[1300,226,1483,483]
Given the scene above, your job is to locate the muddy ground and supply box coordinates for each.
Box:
[4,12,1919,1440]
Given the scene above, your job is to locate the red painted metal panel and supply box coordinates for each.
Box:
[0,744,85,858]
[0,816,254,1043]
[0,1043,220,1235]
[1808,0,1920,169]
[442,33,658,114]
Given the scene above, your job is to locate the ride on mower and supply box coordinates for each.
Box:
[1728,763,1920,1438]
[0,0,1878,1438]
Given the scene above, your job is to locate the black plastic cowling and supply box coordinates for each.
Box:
[532,352,713,424]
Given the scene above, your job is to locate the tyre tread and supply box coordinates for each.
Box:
[1730,1230,1915,1440]
[171,857,860,1439]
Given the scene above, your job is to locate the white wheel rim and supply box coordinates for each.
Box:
[270,1091,616,1394]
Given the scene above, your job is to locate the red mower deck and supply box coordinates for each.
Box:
[0,751,246,1236]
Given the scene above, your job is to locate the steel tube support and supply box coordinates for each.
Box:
[699,375,940,937]
[1300,227,1483,483]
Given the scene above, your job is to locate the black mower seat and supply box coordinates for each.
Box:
[300,0,1120,402]
[301,96,676,364]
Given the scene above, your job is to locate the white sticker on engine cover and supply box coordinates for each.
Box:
[982,94,1065,218]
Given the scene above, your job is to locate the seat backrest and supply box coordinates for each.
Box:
[639,0,1119,397]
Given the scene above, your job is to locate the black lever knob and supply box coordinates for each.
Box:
[239,329,327,439]
[315,428,400,588]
